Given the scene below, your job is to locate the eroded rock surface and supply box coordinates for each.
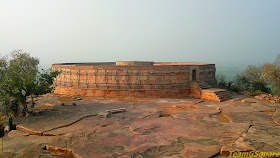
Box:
[1,95,280,158]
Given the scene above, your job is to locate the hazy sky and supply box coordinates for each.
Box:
[0,0,280,68]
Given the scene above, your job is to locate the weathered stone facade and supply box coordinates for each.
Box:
[51,61,216,97]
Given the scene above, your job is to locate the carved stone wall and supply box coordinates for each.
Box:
[51,62,216,97]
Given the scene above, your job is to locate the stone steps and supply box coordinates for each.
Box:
[196,81,213,89]
[215,91,232,102]
[192,81,232,102]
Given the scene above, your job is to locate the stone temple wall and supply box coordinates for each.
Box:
[51,62,216,97]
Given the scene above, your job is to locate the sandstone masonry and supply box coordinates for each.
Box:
[51,61,216,98]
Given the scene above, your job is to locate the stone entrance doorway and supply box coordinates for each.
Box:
[192,70,197,80]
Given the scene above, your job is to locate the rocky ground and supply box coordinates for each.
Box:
[1,94,280,158]
[254,93,280,103]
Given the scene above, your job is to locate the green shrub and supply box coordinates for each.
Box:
[252,80,270,93]
[235,74,251,91]
[230,84,240,92]
[253,90,263,96]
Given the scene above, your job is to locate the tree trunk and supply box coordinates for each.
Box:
[31,94,35,108]
[21,97,27,109]
[20,97,28,116]
[278,83,280,96]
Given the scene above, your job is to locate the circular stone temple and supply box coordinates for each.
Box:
[51,61,216,97]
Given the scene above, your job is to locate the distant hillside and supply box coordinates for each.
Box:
[216,65,246,81]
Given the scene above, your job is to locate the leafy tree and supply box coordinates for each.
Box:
[243,65,268,84]
[235,74,251,91]
[234,64,271,93]
[215,55,279,95]
[0,50,60,115]
[261,55,280,95]
[30,69,60,106]
[3,97,19,117]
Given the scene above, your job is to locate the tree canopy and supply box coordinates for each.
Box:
[261,55,280,94]
[220,55,280,96]
[0,50,60,116]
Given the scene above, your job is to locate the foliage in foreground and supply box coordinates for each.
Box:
[0,50,60,116]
